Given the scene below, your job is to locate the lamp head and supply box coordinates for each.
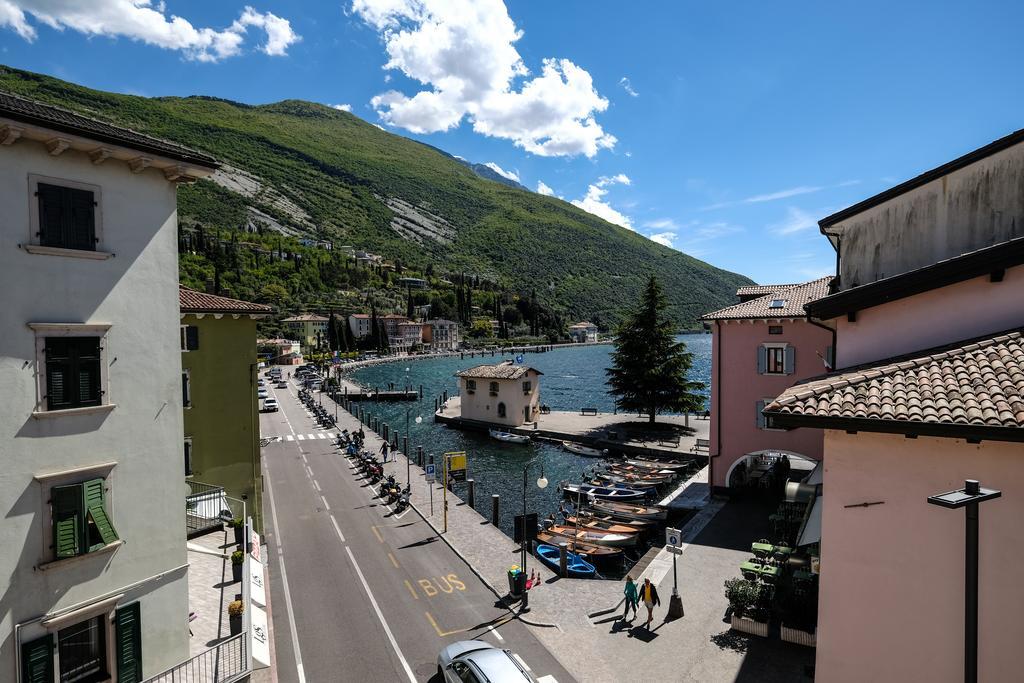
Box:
[536,476,549,489]
[415,416,423,424]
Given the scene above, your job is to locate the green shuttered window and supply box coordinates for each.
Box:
[37,182,97,251]
[45,337,102,411]
[21,634,53,683]
[51,478,118,559]
[115,603,143,683]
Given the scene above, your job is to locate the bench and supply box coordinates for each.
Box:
[580,407,598,416]
[692,438,710,453]
[658,435,681,447]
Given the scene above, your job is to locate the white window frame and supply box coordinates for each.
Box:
[33,461,120,568]
[763,342,788,376]
[25,173,111,260]
[182,368,192,409]
[761,398,786,432]
[30,323,114,418]
[184,437,194,477]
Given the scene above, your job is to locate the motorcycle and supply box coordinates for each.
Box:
[395,487,411,513]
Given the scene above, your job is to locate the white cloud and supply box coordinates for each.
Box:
[536,180,554,196]
[483,161,519,182]
[618,76,638,97]
[331,103,353,112]
[352,0,615,158]
[648,232,675,247]
[643,218,678,230]
[771,207,818,235]
[571,174,632,229]
[0,1,299,61]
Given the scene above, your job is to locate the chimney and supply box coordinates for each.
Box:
[205,277,216,294]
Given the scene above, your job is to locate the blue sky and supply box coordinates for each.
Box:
[2,1,1022,284]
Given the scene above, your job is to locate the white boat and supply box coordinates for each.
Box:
[489,429,531,444]
[562,441,608,458]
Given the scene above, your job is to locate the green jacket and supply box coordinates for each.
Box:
[624,580,638,605]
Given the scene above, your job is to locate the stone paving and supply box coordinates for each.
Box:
[324,393,813,683]
[187,529,237,655]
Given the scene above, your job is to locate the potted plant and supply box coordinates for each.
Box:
[231,550,245,583]
[725,578,770,637]
[780,585,818,647]
[228,600,245,636]
[228,518,245,547]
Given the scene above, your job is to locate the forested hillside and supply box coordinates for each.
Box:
[0,65,753,330]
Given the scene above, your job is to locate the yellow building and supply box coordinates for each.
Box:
[282,313,328,349]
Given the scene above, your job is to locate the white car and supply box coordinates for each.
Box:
[437,641,535,683]
[262,398,279,412]
[257,388,269,399]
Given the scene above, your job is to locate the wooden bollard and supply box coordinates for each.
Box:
[419,384,423,399]
[491,495,500,526]
[384,424,389,441]
[559,543,569,577]
[434,397,438,411]
[417,446,424,467]
[467,479,475,508]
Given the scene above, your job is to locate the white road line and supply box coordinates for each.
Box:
[285,435,295,442]
[320,495,330,511]
[313,479,321,492]
[343,545,417,683]
[513,653,530,671]
[305,466,313,478]
[297,434,305,441]
[317,433,327,440]
[307,433,317,440]
[330,514,346,542]
[264,463,307,683]
[301,453,307,463]
[488,625,505,642]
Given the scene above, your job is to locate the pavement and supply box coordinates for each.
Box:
[317,388,814,683]
[259,375,574,683]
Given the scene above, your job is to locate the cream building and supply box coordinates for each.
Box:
[0,92,218,682]
[282,313,327,349]
[455,363,542,427]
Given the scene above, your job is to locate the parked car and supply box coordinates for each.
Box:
[257,379,265,387]
[257,389,269,399]
[262,398,279,412]
[275,380,288,388]
[437,641,535,683]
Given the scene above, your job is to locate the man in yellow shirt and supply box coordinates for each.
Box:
[640,577,661,629]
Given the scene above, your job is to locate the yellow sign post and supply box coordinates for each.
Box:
[441,451,467,533]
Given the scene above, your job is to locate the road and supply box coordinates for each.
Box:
[259,374,575,683]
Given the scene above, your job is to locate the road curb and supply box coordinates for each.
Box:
[408,499,561,630]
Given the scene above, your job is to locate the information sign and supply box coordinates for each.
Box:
[425,463,436,482]
[446,451,468,481]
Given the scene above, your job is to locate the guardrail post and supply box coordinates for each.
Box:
[559,542,568,577]
[491,494,500,526]
[467,479,475,508]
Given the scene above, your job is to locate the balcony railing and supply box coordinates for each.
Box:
[143,632,249,683]
[185,481,232,537]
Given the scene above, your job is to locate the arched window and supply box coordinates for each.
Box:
[497,402,506,418]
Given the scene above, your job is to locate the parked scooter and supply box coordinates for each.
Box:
[394,486,411,513]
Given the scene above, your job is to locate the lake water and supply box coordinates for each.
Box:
[347,334,711,547]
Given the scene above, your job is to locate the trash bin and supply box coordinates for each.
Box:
[507,569,527,597]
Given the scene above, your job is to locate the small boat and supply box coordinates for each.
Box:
[562,515,646,535]
[570,512,656,531]
[547,524,638,547]
[625,458,691,471]
[562,441,608,458]
[591,474,666,490]
[561,483,647,502]
[606,464,678,480]
[534,543,596,578]
[535,531,623,559]
[489,429,530,444]
[590,499,668,521]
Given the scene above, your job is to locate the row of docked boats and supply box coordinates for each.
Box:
[559,456,693,503]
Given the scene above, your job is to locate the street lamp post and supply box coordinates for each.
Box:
[927,479,1002,683]
[405,409,422,489]
[521,463,548,604]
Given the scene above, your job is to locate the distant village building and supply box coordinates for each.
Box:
[354,250,381,264]
[455,363,543,427]
[348,313,372,339]
[763,129,1024,682]
[282,313,328,348]
[396,320,424,352]
[259,338,302,365]
[568,321,599,343]
[701,278,831,493]
[424,319,460,351]
[398,277,427,289]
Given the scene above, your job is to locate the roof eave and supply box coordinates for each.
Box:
[763,412,1024,443]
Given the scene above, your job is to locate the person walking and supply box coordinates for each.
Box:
[622,575,639,621]
[379,440,390,463]
[640,577,661,629]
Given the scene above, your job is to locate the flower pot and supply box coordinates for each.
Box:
[781,624,817,647]
[232,562,243,583]
[233,524,244,547]
[229,614,243,636]
[730,613,769,637]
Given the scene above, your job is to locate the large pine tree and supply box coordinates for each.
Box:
[606,275,704,423]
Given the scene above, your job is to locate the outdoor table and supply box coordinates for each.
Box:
[758,564,782,582]
[793,569,815,583]
[740,560,761,580]
[751,542,774,558]
[772,546,794,561]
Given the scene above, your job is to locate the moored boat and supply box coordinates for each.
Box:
[547,524,638,547]
[590,498,668,521]
[560,516,645,536]
[562,441,608,458]
[561,483,647,502]
[587,477,659,495]
[568,512,656,531]
[606,464,678,480]
[535,531,623,559]
[489,428,531,444]
[625,457,691,471]
[534,543,596,578]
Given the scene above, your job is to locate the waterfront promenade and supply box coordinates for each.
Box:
[324,390,812,682]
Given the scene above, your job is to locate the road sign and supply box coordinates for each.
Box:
[515,354,524,364]
[666,527,682,549]
[446,451,468,481]
[514,513,538,543]
[667,545,684,555]
[425,463,436,482]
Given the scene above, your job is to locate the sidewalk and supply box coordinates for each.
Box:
[326,394,813,682]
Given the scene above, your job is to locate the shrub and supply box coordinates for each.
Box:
[231,550,245,565]
[724,577,761,619]
[228,600,245,618]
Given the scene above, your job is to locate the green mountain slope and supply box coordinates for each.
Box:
[0,65,753,327]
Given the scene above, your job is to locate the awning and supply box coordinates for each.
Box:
[797,495,823,547]
[804,461,824,486]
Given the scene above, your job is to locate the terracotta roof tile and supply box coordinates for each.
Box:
[702,277,832,320]
[455,363,542,380]
[765,329,1024,431]
[282,314,328,322]
[179,286,271,314]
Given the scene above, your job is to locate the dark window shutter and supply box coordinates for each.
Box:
[45,338,72,410]
[37,183,67,247]
[182,372,190,408]
[52,483,83,558]
[84,478,118,546]
[68,188,97,251]
[785,346,796,375]
[756,346,767,374]
[186,326,200,351]
[184,440,193,476]
[826,345,834,369]
[115,602,143,683]
[21,634,53,683]
[74,338,102,407]
[755,400,766,429]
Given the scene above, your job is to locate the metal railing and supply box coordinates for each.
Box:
[143,632,249,683]
[185,481,236,537]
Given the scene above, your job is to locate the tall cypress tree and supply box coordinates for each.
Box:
[369,304,380,350]
[606,276,704,423]
[327,310,339,351]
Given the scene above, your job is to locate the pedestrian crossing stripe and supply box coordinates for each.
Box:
[317,433,327,440]
[285,435,294,441]
[297,434,305,440]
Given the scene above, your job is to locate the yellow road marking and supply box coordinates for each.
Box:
[371,525,384,543]
[404,580,419,600]
[425,611,464,638]
[388,552,399,568]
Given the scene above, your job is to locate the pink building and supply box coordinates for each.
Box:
[765,127,1024,682]
[701,278,832,492]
